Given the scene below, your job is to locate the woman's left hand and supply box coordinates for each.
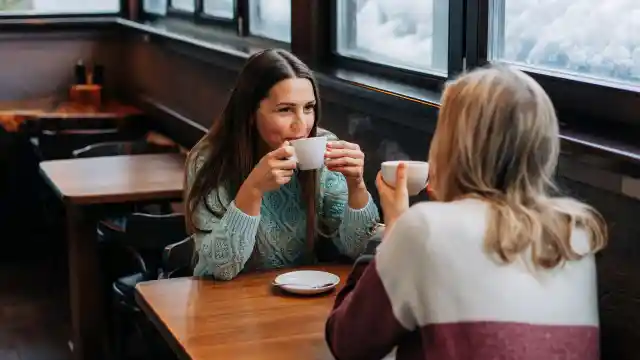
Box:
[325,140,366,190]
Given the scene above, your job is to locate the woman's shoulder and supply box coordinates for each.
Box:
[406,198,489,224]
[186,140,211,173]
[185,141,232,206]
[384,199,489,251]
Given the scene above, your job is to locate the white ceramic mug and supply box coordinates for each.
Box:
[290,137,327,170]
[381,160,429,196]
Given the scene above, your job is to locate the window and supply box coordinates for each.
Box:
[144,0,167,16]
[249,0,291,42]
[336,0,449,76]
[203,0,234,19]
[0,0,119,13]
[489,0,640,87]
[170,0,194,13]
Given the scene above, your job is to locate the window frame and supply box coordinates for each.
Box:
[140,0,168,20]
[325,0,465,93]
[156,0,291,46]
[0,0,123,18]
[138,0,640,134]
[167,0,196,20]
[466,0,640,131]
[194,0,237,32]
[245,0,292,44]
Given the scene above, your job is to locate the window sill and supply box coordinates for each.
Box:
[2,16,638,183]
[0,15,118,30]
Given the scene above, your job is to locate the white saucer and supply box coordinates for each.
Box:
[273,270,340,295]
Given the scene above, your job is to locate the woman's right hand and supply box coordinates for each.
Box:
[375,162,409,230]
[245,142,298,194]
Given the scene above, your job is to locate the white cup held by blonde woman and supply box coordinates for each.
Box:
[381,160,429,196]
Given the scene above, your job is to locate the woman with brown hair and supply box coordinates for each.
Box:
[326,66,607,359]
[185,49,379,280]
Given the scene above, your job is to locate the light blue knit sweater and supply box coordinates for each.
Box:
[187,137,380,280]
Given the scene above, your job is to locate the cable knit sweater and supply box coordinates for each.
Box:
[186,134,380,280]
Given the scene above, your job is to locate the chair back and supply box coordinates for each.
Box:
[121,212,187,279]
[72,140,179,158]
[162,235,195,278]
[125,212,187,251]
[72,141,131,158]
[37,128,127,160]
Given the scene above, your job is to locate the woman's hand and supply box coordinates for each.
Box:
[245,142,297,194]
[236,143,297,216]
[325,140,370,209]
[324,140,365,190]
[375,162,409,230]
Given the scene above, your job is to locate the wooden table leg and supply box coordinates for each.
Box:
[66,203,106,360]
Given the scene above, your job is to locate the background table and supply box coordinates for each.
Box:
[40,153,185,360]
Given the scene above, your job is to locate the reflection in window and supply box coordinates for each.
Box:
[490,0,640,87]
[203,0,233,19]
[144,0,167,16]
[249,0,291,42]
[170,0,194,13]
[0,0,119,13]
[336,0,449,76]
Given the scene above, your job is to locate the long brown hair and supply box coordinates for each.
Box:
[428,65,607,269]
[184,49,320,254]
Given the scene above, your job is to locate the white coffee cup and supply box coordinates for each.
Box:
[381,160,429,196]
[290,137,327,170]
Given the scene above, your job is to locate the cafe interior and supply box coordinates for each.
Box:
[0,0,639,359]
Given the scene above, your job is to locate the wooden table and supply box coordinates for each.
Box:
[0,101,142,132]
[135,265,352,360]
[39,153,186,360]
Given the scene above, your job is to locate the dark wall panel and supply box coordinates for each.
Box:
[0,30,125,108]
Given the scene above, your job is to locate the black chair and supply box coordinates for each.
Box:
[37,128,130,160]
[99,213,188,360]
[72,140,180,158]
[98,212,187,286]
[110,234,194,360]
[161,235,196,279]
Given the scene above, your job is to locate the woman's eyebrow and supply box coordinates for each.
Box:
[275,102,296,107]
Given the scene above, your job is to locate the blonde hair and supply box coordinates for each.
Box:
[428,65,607,269]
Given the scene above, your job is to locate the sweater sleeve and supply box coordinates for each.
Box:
[187,152,261,280]
[325,207,426,359]
[319,166,380,259]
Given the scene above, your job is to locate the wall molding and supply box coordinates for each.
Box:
[132,94,206,149]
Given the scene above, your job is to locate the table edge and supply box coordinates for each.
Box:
[36,165,183,204]
[135,287,193,360]
[38,165,66,202]
[38,155,185,204]
[61,191,183,205]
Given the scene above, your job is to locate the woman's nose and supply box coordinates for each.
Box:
[291,112,305,132]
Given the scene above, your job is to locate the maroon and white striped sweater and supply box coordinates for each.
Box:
[326,198,599,360]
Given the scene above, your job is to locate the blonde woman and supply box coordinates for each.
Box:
[325,66,607,360]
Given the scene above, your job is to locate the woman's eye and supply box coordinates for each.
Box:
[304,105,315,113]
[277,107,291,113]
